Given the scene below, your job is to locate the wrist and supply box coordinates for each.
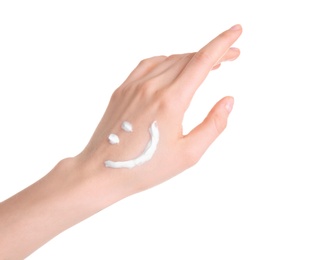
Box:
[62,155,131,212]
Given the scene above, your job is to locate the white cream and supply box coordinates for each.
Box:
[121,121,133,132]
[108,134,119,144]
[105,121,159,169]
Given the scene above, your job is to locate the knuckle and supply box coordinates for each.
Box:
[111,87,122,100]
[193,50,213,64]
[138,55,166,68]
[138,58,153,68]
[166,54,181,61]
[136,79,157,98]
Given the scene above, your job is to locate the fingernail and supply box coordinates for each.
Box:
[225,97,234,113]
[229,24,241,31]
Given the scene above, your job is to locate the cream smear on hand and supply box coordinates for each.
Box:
[121,121,133,132]
[105,121,159,169]
[108,134,119,144]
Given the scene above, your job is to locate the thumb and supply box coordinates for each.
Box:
[183,96,234,163]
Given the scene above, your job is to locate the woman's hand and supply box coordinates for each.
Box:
[78,24,242,197]
[0,25,242,259]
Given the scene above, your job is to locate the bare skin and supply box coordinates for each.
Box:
[0,24,242,259]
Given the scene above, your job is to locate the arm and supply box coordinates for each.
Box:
[0,24,242,259]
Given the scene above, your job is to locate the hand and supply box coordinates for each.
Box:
[0,25,242,259]
[78,24,242,196]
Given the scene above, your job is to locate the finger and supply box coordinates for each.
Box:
[183,96,234,163]
[211,48,240,70]
[151,46,240,84]
[148,46,240,86]
[218,47,240,62]
[173,25,242,103]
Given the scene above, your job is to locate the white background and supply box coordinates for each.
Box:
[0,1,314,259]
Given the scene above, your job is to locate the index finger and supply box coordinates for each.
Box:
[173,24,242,103]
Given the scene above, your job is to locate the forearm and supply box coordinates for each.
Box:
[0,158,123,259]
